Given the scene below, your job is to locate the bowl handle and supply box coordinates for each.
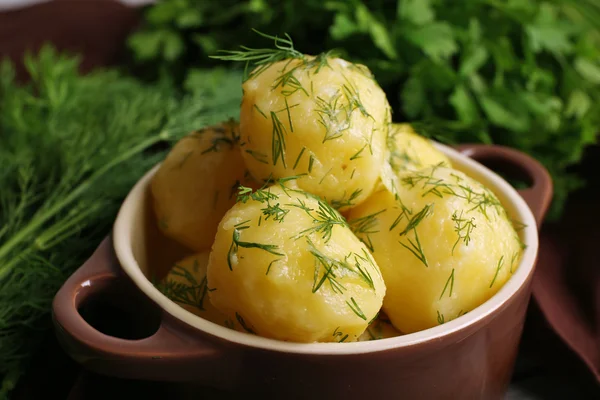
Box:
[456,144,553,227]
[52,237,232,382]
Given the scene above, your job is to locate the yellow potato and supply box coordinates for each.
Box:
[348,165,523,334]
[240,55,391,210]
[159,253,242,330]
[151,121,257,251]
[388,123,451,173]
[358,314,402,341]
[207,184,386,342]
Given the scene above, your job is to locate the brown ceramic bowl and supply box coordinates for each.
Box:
[53,143,552,400]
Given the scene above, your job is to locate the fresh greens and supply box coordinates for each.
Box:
[129,0,600,218]
[0,46,241,396]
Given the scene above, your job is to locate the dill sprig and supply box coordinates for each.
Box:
[349,209,385,252]
[307,238,347,294]
[210,30,305,81]
[451,211,476,254]
[439,269,455,300]
[292,197,348,242]
[227,226,284,271]
[398,204,433,267]
[157,263,210,310]
[0,46,242,395]
[489,255,505,288]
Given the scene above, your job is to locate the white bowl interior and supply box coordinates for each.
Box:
[113,143,539,354]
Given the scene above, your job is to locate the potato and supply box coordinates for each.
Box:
[348,165,523,334]
[358,314,402,341]
[388,123,451,172]
[159,253,242,330]
[207,184,386,342]
[240,55,391,210]
[151,121,257,251]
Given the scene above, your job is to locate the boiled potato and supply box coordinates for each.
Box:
[348,165,523,334]
[380,123,451,194]
[240,55,391,210]
[151,121,257,251]
[358,314,402,341]
[388,123,451,173]
[207,184,386,342]
[159,253,241,330]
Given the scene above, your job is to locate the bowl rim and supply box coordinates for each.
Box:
[113,142,539,354]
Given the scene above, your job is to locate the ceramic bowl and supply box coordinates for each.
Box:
[53,143,552,400]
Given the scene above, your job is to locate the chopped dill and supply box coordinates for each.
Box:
[319,167,333,184]
[489,255,505,288]
[227,227,284,271]
[346,297,367,320]
[157,263,209,311]
[253,104,268,119]
[261,202,289,223]
[350,144,367,161]
[270,111,287,167]
[330,188,363,209]
[235,312,255,334]
[245,149,269,164]
[266,258,280,275]
[308,154,316,173]
[349,209,385,252]
[352,250,376,290]
[292,198,347,243]
[293,147,306,169]
[509,251,520,274]
[210,30,305,81]
[439,269,455,300]
[451,211,476,254]
[272,67,309,97]
[398,204,433,268]
[308,238,347,294]
[437,311,445,325]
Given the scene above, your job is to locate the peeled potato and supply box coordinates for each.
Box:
[151,121,257,251]
[159,253,241,330]
[348,165,523,334]
[387,123,451,173]
[207,184,386,342]
[358,314,402,341]
[240,55,391,210]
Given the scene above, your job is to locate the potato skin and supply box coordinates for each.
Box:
[207,184,386,342]
[159,253,241,330]
[151,121,257,251]
[348,165,523,334]
[240,56,391,210]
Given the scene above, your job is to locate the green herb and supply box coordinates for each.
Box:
[157,263,209,310]
[398,204,433,267]
[227,227,284,271]
[439,269,455,300]
[210,30,304,80]
[270,111,288,167]
[349,209,385,252]
[346,297,367,320]
[293,147,306,169]
[489,255,505,288]
[292,198,347,243]
[330,189,363,209]
[308,239,347,294]
[130,2,600,219]
[451,211,476,254]
[0,46,241,396]
[235,312,255,334]
[437,311,445,325]
[253,103,268,119]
